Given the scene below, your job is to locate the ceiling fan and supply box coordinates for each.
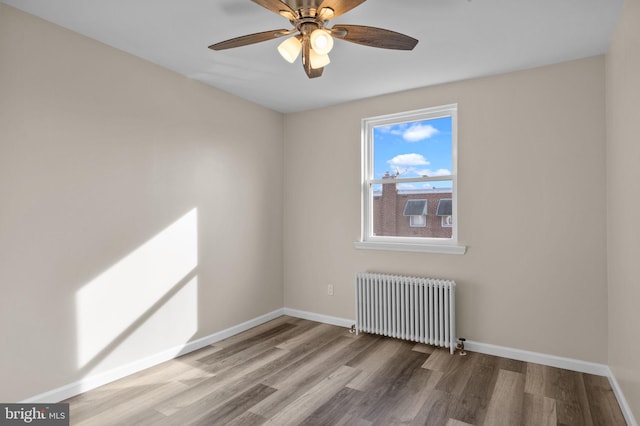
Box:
[208,0,419,79]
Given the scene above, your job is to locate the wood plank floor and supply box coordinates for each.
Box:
[65,316,626,425]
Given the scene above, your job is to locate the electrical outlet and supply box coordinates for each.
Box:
[327,284,334,296]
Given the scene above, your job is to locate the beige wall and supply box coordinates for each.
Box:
[284,56,608,364]
[607,0,640,419]
[0,4,284,402]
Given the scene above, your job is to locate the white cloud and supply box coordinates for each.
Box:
[388,153,430,167]
[403,124,439,142]
[415,168,452,177]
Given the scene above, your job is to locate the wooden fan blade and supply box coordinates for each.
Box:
[251,0,297,18]
[331,24,418,50]
[302,40,324,79]
[317,0,366,19]
[208,29,290,50]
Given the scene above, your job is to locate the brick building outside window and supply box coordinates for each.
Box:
[372,172,452,239]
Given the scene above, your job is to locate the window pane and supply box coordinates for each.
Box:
[372,181,453,238]
[373,116,452,179]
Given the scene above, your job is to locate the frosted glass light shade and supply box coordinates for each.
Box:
[278,37,302,63]
[309,29,334,55]
[309,50,330,69]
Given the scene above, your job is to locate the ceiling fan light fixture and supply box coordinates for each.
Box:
[277,36,302,63]
[209,0,419,79]
[318,7,335,21]
[309,49,330,69]
[309,29,334,55]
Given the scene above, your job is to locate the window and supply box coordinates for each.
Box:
[355,104,465,254]
[410,215,427,227]
[437,199,453,228]
[403,199,427,227]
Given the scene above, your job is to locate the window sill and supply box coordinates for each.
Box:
[353,241,467,255]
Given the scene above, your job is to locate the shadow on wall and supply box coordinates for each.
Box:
[74,208,199,377]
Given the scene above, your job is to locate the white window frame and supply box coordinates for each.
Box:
[354,104,466,254]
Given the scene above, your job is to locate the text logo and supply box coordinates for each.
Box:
[1,404,68,425]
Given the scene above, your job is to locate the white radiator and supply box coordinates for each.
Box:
[355,272,456,354]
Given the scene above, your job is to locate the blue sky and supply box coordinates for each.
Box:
[373,116,452,189]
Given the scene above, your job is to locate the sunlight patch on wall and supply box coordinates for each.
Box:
[75,208,198,369]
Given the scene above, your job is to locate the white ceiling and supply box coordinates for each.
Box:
[2,0,622,113]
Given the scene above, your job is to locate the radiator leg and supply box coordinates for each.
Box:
[455,337,467,356]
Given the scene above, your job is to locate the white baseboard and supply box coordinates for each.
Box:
[21,308,285,404]
[464,340,610,376]
[605,367,638,426]
[283,307,354,328]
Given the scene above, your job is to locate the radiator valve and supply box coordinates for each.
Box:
[456,338,467,356]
